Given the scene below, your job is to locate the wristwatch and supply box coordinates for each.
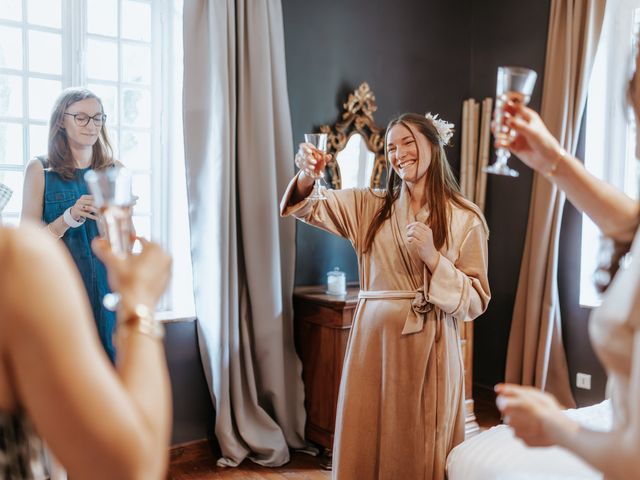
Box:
[116,303,165,346]
[63,207,86,228]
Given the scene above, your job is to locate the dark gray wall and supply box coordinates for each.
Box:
[283,0,556,390]
[283,0,472,286]
[468,0,551,389]
[164,320,214,445]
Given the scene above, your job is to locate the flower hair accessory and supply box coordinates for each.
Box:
[425,112,454,146]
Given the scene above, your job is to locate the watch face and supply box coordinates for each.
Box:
[125,304,164,340]
[133,303,152,319]
[64,207,85,227]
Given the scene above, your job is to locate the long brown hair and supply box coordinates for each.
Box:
[363,113,487,253]
[47,87,114,179]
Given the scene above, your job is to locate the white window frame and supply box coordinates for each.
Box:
[0,0,65,225]
[581,0,640,307]
[0,0,194,318]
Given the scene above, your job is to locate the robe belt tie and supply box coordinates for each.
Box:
[358,289,434,335]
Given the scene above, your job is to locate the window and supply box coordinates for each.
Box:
[581,0,640,307]
[0,0,63,226]
[0,0,194,318]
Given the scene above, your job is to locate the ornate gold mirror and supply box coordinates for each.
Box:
[319,83,386,189]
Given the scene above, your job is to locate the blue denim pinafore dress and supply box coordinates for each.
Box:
[39,159,116,362]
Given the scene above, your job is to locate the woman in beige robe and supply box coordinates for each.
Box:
[281,113,491,480]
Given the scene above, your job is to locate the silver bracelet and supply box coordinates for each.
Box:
[115,304,165,349]
[545,149,567,177]
[63,207,85,228]
[46,223,63,238]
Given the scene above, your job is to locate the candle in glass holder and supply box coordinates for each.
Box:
[327,267,346,295]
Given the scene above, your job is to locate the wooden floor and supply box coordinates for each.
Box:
[168,386,501,479]
[169,443,330,480]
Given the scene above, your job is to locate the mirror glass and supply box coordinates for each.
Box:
[335,133,376,189]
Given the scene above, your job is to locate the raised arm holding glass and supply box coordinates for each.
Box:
[494,52,640,480]
[0,222,171,479]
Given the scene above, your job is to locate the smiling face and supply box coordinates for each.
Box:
[386,122,433,185]
[62,98,103,149]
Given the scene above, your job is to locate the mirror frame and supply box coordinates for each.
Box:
[319,83,386,189]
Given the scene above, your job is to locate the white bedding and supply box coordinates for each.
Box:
[446,400,612,480]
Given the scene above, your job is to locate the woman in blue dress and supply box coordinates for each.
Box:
[22,87,119,362]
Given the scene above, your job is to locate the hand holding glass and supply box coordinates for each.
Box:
[296,133,328,201]
[484,66,538,177]
[85,167,135,310]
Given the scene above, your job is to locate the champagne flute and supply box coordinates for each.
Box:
[298,133,328,201]
[484,66,538,177]
[84,167,134,311]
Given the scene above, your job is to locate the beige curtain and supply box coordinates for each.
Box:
[505,0,605,408]
[182,0,306,467]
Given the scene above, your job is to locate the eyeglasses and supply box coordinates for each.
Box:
[64,112,107,127]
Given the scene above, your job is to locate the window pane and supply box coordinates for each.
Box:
[0,0,22,21]
[27,0,61,28]
[29,123,48,159]
[132,215,151,241]
[122,1,151,42]
[0,122,24,166]
[625,120,638,199]
[121,130,150,171]
[0,170,23,214]
[627,150,638,198]
[132,173,150,213]
[28,78,61,121]
[0,215,20,227]
[86,38,118,82]
[28,30,62,75]
[87,0,117,37]
[580,215,602,307]
[0,26,23,70]
[87,83,118,123]
[121,88,150,127]
[108,128,119,158]
[0,75,23,117]
[122,44,151,85]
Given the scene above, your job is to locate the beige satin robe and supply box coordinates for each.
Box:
[281,178,491,480]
